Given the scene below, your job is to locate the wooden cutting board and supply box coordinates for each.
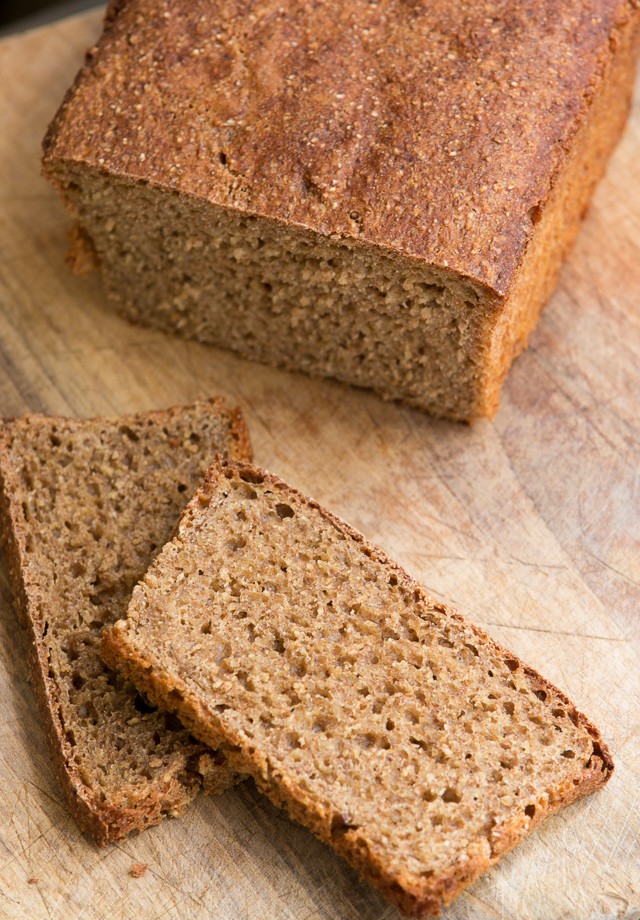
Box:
[1,10,639,920]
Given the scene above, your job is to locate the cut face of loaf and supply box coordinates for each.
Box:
[42,0,640,420]
[101,461,613,917]
[0,401,251,844]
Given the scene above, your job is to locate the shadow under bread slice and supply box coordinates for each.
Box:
[102,460,613,917]
[0,400,251,844]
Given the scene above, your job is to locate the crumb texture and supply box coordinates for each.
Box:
[103,462,612,914]
[61,170,489,419]
[0,401,250,843]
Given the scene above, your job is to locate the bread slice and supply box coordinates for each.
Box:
[101,460,613,916]
[0,401,251,845]
[42,0,640,420]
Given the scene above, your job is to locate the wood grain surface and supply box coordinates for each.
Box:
[1,10,639,920]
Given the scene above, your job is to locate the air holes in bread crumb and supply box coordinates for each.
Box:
[505,658,519,672]
[357,733,377,749]
[552,708,565,718]
[389,574,398,586]
[276,503,294,519]
[330,814,359,838]
[504,701,515,716]
[441,787,461,803]
[72,672,85,690]
[236,482,257,499]
[273,636,285,654]
[239,469,265,484]
[561,749,575,758]
[525,804,536,818]
[529,204,542,225]
[77,701,98,722]
[534,689,547,701]
[236,670,255,692]
[201,622,212,634]
[119,425,139,442]
[134,694,157,715]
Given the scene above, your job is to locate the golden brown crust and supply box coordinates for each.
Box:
[42,0,640,296]
[227,406,253,468]
[477,0,640,416]
[0,401,251,845]
[102,460,612,914]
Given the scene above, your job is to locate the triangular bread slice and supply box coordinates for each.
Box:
[0,401,251,844]
[102,460,613,915]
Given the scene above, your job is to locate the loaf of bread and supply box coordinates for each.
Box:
[0,401,250,844]
[102,460,613,916]
[41,1,640,421]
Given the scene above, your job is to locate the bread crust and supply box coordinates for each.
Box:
[102,460,613,915]
[0,401,251,844]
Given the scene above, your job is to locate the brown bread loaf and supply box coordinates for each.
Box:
[41,0,640,421]
[0,401,251,844]
[102,460,613,916]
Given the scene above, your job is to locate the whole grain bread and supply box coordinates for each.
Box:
[0,400,251,844]
[41,0,640,420]
[101,460,613,916]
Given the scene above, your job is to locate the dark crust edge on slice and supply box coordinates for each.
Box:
[0,400,252,845]
[101,459,613,915]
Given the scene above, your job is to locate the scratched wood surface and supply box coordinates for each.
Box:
[0,10,639,920]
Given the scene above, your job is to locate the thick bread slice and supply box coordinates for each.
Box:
[102,460,613,916]
[0,401,251,845]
